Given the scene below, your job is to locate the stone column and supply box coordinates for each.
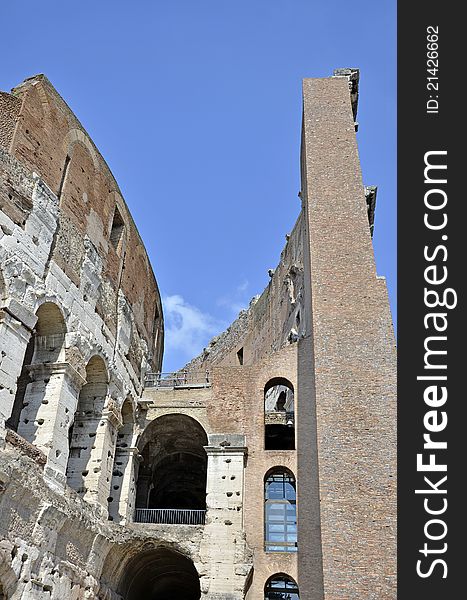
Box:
[16,362,85,487]
[200,434,252,600]
[82,398,120,511]
[0,299,36,442]
[108,447,139,523]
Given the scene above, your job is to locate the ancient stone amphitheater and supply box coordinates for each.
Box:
[0,70,396,599]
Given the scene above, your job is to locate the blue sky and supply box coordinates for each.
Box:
[2,1,396,372]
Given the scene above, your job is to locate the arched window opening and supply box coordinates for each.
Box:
[264,574,300,599]
[110,206,125,254]
[135,414,208,524]
[108,398,135,522]
[118,547,200,600]
[66,356,108,495]
[264,379,295,450]
[7,302,66,438]
[264,469,297,552]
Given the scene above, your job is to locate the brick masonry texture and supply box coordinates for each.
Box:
[0,71,396,599]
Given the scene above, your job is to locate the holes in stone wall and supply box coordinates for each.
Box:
[108,397,136,522]
[237,347,244,365]
[7,302,66,442]
[66,356,108,496]
[264,379,295,450]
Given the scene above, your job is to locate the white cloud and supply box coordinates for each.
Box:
[162,295,225,365]
[217,279,250,315]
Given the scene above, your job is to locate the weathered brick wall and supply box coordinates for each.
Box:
[0,93,21,151]
[0,75,163,374]
[299,75,396,599]
[142,345,299,599]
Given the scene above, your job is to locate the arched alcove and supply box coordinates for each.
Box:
[66,355,108,495]
[8,302,66,437]
[118,547,200,600]
[135,414,208,522]
[264,573,299,599]
[264,378,295,450]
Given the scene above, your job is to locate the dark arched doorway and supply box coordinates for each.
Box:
[119,547,200,600]
[135,414,208,523]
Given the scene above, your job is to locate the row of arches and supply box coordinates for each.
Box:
[3,297,297,534]
[135,417,297,551]
[1,551,299,600]
[3,300,136,517]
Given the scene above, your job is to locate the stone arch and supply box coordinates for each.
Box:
[66,355,108,496]
[264,467,297,553]
[108,397,136,522]
[118,546,201,600]
[135,414,208,518]
[8,301,67,437]
[264,377,295,450]
[264,573,299,599]
[62,128,100,172]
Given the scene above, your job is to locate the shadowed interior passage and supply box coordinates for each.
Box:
[119,547,200,600]
[135,414,208,510]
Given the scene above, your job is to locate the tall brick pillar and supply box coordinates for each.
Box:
[298,72,397,599]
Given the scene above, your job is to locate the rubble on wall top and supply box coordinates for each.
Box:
[333,67,360,126]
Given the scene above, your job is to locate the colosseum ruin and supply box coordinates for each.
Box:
[0,69,396,599]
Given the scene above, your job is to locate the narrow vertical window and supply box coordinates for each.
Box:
[58,155,71,199]
[237,347,244,365]
[264,469,297,552]
[110,206,125,253]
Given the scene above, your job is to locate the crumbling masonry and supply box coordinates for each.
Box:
[0,70,396,599]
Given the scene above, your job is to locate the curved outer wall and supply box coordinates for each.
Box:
[0,76,166,599]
